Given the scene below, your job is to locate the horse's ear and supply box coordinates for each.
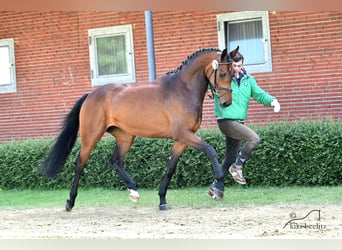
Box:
[220,48,227,61]
[229,46,239,58]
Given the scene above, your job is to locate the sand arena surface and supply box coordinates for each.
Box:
[0,204,340,239]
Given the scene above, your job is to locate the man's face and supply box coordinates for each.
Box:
[232,60,243,76]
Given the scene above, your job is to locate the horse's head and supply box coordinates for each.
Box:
[207,46,239,107]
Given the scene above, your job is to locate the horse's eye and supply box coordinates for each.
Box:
[219,73,227,78]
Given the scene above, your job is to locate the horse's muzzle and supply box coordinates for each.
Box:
[222,101,231,108]
[219,99,231,108]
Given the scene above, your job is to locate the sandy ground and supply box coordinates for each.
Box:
[0,203,341,239]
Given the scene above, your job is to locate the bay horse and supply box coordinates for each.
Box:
[40,46,239,211]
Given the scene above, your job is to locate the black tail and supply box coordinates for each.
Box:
[40,94,89,178]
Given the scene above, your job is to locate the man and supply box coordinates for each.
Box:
[209,51,280,191]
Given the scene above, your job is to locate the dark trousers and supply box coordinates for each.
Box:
[217,119,261,178]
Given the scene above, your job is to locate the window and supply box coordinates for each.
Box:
[88,25,135,85]
[217,11,272,73]
[0,38,16,93]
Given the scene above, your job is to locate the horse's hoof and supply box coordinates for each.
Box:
[208,187,224,201]
[159,204,170,211]
[65,201,73,212]
[128,189,140,203]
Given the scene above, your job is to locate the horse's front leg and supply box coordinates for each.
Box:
[201,141,225,200]
[178,132,225,200]
[158,141,187,211]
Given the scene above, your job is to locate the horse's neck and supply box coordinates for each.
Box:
[187,75,209,101]
[162,51,215,102]
[180,58,213,100]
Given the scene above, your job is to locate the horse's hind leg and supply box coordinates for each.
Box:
[158,141,187,211]
[66,143,96,211]
[108,130,138,202]
[66,154,84,211]
[66,108,105,211]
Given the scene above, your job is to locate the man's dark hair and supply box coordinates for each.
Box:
[232,51,244,63]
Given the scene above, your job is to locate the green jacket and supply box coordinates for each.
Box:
[214,74,275,120]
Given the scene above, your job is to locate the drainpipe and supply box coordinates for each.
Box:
[144,10,156,81]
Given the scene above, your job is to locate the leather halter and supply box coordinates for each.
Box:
[208,57,233,99]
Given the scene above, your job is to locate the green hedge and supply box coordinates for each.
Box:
[0,120,341,190]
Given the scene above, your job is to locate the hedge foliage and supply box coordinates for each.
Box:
[0,120,341,190]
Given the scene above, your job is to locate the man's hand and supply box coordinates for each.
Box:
[271,99,280,112]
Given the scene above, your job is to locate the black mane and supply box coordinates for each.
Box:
[165,48,221,75]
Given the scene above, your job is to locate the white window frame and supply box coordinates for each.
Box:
[88,24,135,86]
[0,38,16,93]
[217,11,272,73]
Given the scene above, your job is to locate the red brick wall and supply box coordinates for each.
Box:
[250,11,342,125]
[0,11,341,142]
[0,11,149,141]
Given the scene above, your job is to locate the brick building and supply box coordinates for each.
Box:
[0,11,341,142]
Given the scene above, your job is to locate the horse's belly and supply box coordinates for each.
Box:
[111,112,172,138]
[133,127,172,138]
[118,121,172,138]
